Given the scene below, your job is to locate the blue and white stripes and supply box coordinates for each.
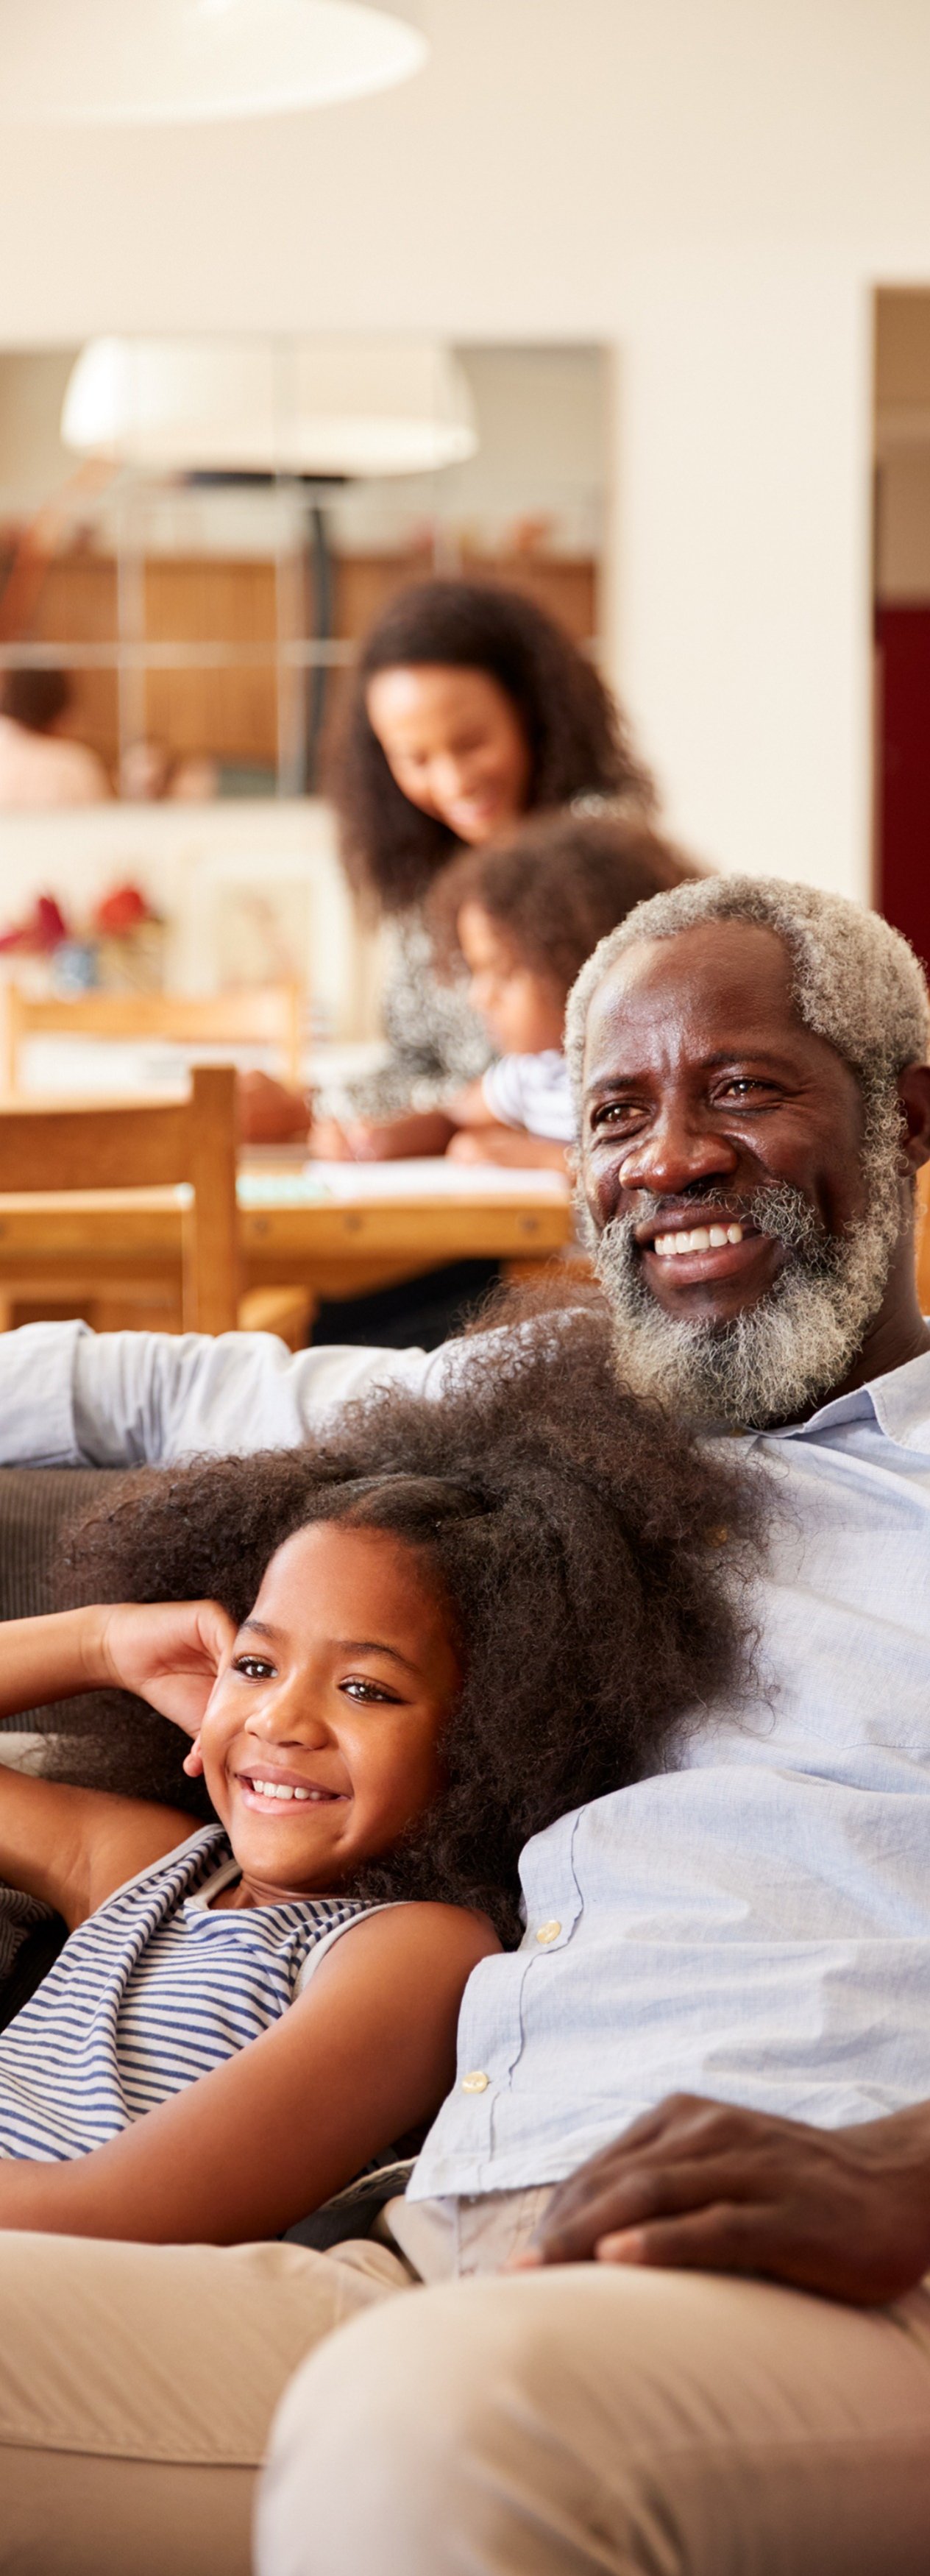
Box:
[0,1822,372,2162]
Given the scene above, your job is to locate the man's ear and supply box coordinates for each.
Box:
[897,1066,930,1175]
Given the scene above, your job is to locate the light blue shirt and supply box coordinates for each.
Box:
[409,1345,930,2194]
[0,1318,447,1468]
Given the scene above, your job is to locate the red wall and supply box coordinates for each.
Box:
[877,605,930,973]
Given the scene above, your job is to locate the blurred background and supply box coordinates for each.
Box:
[0,332,607,1033]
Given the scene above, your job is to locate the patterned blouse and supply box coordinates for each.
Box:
[335,909,493,1119]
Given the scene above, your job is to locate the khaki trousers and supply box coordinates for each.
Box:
[2,2203,930,2576]
[260,2254,930,2576]
[0,2229,409,2576]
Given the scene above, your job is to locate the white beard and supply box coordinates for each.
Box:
[589,1097,904,1430]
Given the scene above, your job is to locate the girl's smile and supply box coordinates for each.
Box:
[196,1521,461,1904]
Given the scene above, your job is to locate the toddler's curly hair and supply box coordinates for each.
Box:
[61,1307,756,1945]
[430,809,697,1001]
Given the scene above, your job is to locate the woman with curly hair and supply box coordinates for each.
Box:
[0,1312,752,2247]
[246,579,650,1144]
[241,576,655,1345]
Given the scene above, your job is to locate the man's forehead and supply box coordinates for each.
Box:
[584,919,798,1062]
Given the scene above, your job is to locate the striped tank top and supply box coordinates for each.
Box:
[0,1822,380,2162]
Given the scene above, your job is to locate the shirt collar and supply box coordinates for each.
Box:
[773,1343,930,1451]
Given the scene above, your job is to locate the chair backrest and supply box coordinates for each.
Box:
[0,1065,239,1333]
[2,982,303,1094]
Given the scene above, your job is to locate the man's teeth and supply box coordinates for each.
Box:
[244,1777,321,1802]
[653,1223,745,1256]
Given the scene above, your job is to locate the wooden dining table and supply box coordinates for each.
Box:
[0,1153,576,1334]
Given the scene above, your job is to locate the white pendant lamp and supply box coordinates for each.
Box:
[0,0,427,126]
[61,337,478,478]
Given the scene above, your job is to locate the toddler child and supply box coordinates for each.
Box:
[429,810,695,1169]
[0,1312,750,2248]
[308,812,694,1169]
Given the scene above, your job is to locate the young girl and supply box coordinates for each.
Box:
[427,810,697,1172]
[0,1314,752,2248]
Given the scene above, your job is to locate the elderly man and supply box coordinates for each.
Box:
[2,874,930,2576]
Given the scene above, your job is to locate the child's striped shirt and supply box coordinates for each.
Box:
[0,1822,377,2162]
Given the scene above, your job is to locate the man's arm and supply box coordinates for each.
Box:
[0,1320,450,1468]
[519,2092,930,2306]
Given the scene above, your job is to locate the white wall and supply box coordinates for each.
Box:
[0,800,380,1038]
[4,0,930,898]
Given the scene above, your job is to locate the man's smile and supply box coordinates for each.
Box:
[633,1207,778,1295]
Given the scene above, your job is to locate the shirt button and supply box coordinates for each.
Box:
[461,2070,490,2093]
[536,1920,562,1944]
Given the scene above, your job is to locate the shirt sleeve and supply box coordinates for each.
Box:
[0,1320,90,1465]
[481,1052,575,1142]
[0,1319,452,1468]
[480,1058,525,1130]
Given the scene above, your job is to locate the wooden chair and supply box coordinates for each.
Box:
[0,1066,240,1334]
[2,983,304,1097]
[0,1068,315,1346]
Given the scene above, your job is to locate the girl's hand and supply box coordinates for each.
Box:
[95,1599,237,1736]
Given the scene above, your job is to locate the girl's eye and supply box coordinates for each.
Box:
[341,1677,401,1705]
[232,1654,277,1681]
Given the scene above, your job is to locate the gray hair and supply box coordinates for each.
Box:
[564,874,930,1118]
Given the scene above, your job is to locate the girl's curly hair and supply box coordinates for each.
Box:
[328,577,655,916]
[60,1308,756,1945]
[430,810,699,998]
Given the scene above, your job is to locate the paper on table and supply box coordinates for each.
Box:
[299,1158,571,1202]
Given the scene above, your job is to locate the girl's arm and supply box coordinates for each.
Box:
[0,1765,197,1931]
[444,1078,500,1131]
[443,1082,571,1171]
[0,1599,235,1925]
[0,1900,500,2242]
[308,1108,456,1161]
[447,1126,571,1172]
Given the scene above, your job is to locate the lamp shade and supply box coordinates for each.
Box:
[61,337,478,478]
[0,0,427,126]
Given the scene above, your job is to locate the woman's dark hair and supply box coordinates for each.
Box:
[60,1309,755,1946]
[329,577,655,915]
[430,810,700,999]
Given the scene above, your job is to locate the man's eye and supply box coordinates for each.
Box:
[589,1102,642,1133]
[717,1078,774,1102]
[232,1655,276,1681]
[341,1677,400,1705]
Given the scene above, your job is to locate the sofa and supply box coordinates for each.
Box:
[0,1465,210,2023]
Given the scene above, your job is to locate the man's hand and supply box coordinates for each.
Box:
[518,2092,930,2305]
[93,1599,238,1736]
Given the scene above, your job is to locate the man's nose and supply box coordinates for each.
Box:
[615,1103,739,1198]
